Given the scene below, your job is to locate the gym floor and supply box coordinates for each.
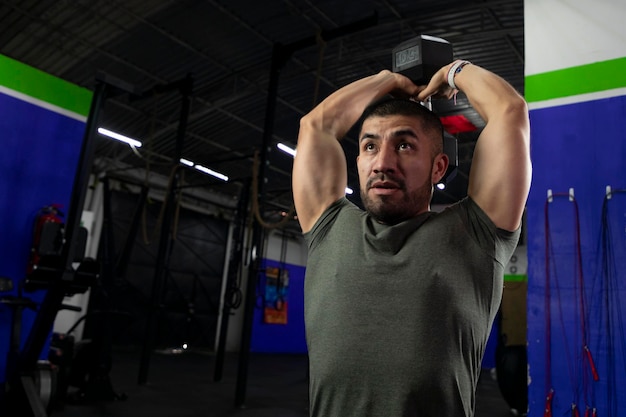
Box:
[50,348,517,417]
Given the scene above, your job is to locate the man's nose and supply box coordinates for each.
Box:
[373,146,397,173]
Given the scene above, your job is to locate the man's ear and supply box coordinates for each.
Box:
[431,153,449,184]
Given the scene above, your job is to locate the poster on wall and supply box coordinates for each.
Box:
[263,266,289,324]
[251,260,306,353]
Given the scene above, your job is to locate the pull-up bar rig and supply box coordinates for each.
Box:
[231,12,378,408]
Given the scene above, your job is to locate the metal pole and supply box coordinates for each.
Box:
[234,42,284,407]
[138,75,194,385]
[233,14,378,406]
[230,13,378,407]
[19,80,108,369]
[115,184,149,277]
[214,180,250,382]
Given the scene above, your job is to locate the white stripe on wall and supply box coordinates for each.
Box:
[0,85,87,122]
[527,86,626,110]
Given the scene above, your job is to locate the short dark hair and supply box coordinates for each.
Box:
[357,97,444,155]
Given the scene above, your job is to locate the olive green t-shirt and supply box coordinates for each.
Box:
[303,197,519,417]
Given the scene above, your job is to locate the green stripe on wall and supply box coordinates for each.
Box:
[0,54,92,116]
[504,274,527,282]
[525,57,626,103]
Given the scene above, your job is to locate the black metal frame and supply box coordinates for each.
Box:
[234,13,378,407]
[137,74,195,385]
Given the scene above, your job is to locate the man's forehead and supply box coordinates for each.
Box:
[360,115,424,137]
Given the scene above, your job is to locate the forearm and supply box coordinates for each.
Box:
[301,70,420,141]
[462,64,530,230]
[448,62,527,125]
[416,61,531,231]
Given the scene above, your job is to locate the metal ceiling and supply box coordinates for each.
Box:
[0,0,525,222]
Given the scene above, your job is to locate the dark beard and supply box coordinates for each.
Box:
[361,173,432,225]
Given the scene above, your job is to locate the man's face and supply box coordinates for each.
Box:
[357,115,446,224]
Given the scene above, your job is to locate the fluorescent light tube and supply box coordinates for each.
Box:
[194,164,229,182]
[98,127,142,148]
[277,143,296,157]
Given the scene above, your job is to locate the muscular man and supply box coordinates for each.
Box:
[293,61,531,417]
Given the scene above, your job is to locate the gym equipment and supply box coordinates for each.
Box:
[60,177,140,403]
[234,13,377,407]
[392,34,453,85]
[47,332,73,408]
[392,35,458,185]
[213,180,249,382]
[23,206,93,294]
[49,320,129,405]
[137,74,194,385]
[0,276,83,415]
[496,340,528,415]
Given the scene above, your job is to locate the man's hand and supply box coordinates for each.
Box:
[414,63,458,101]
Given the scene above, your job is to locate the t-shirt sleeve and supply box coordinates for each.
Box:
[461,197,521,266]
[303,197,351,250]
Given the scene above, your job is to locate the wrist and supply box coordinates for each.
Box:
[447,60,471,90]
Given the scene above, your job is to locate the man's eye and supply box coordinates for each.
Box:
[398,143,412,150]
[364,143,376,151]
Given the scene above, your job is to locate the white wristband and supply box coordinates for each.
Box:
[447,60,471,90]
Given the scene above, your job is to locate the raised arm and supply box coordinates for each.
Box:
[293,70,420,233]
[417,62,531,231]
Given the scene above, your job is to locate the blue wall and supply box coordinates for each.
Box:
[0,91,85,382]
[526,96,626,416]
[251,259,307,354]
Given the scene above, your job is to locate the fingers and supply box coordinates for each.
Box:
[413,65,457,102]
[388,77,421,99]
[414,85,434,102]
[416,85,456,102]
[390,67,456,102]
[414,85,447,102]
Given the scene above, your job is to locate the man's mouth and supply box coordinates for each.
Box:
[371,180,398,189]
[367,176,403,195]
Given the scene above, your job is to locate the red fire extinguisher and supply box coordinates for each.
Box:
[27,204,65,275]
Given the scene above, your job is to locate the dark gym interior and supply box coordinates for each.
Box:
[2,1,625,416]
